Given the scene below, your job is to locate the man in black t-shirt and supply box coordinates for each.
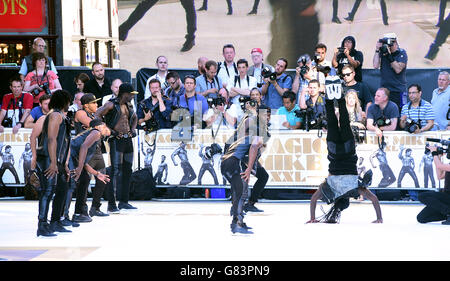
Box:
[332,36,364,82]
[341,65,373,112]
[83,62,113,107]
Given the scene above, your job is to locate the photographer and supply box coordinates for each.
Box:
[332,36,364,82]
[23,52,62,107]
[276,91,303,130]
[366,88,399,137]
[312,43,335,76]
[261,58,292,110]
[298,79,326,129]
[195,60,223,98]
[399,84,435,134]
[228,59,258,106]
[292,54,325,99]
[0,76,33,134]
[137,78,173,130]
[417,144,450,225]
[204,88,238,130]
[373,33,408,110]
[165,71,185,104]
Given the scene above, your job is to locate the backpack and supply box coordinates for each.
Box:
[129,168,155,200]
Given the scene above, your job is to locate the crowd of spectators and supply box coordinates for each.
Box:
[2,34,449,137]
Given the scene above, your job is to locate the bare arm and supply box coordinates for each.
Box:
[30,115,46,170]
[45,112,62,178]
[358,188,383,223]
[306,187,322,223]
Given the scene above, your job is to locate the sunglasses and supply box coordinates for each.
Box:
[342,72,354,77]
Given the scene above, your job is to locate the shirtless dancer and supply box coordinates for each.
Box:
[95,83,138,213]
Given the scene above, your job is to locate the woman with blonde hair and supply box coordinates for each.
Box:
[345,89,366,130]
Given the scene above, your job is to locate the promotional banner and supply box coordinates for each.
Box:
[0,0,46,32]
[0,128,448,191]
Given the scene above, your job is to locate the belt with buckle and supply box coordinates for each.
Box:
[116,132,131,139]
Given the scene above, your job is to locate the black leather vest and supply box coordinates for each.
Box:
[37,111,71,165]
[104,97,136,130]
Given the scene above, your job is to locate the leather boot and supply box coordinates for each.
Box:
[37,221,57,237]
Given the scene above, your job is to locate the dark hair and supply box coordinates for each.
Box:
[315,43,327,51]
[184,75,196,85]
[309,79,320,86]
[39,94,51,103]
[222,44,235,53]
[9,74,23,86]
[237,58,248,67]
[148,78,161,87]
[91,62,103,70]
[49,89,71,110]
[277,58,288,69]
[166,71,180,81]
[282,91,296,102]
[31,52,47,69]
[205,60,218,71]
[408,83,422,93]
[74,72,90,84]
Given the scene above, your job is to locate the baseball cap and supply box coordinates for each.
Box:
[81,93,101,105]
[251,48,263,54]
[383,33,397,40]
[119,83,138,95]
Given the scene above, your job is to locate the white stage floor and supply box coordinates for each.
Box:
[0,199,448,261]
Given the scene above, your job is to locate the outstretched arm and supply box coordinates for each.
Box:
[358,188,383,223]
[306,186,322,223]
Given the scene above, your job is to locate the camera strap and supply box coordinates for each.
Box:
[407,100,423,124]
[211,112,223,142]
[234,75,250,89]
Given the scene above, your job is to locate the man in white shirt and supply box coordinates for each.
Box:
[203,88,238,130]
[228,59,257,106]
[217,44,238,88]
[144,56,169,100]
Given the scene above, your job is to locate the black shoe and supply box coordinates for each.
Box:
[383,17,389,26]
[49,221,72,233]
[332,17,342,24]
[60,217,80,227]
[72,214,93,223]
[425,43,439,61]
[89,207,110,217]
[244,203,263,213]
[108,205,120,214]
[344,14,354,22]
[247,10,257,15]
[231,223,253,234]
[118,202,137,210]
[197,6,207,11]
[442,215,450,225]
[37,222,57,237]
[180,38,195,52]
[227,10,233,15]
